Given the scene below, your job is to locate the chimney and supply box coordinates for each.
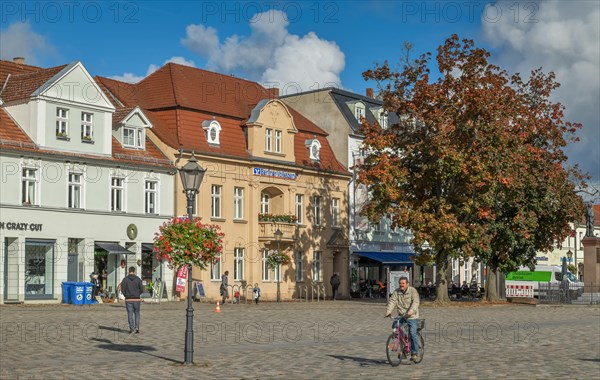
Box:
[13,57,25,65]
[366,88,374,98]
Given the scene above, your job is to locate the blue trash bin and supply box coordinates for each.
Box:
[84,282,94,304]
[62,282,74,304]
[70,283,87,305]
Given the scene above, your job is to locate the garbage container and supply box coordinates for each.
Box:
[84,282,94,304]
[62,282,75,304]
[70,283,87,305]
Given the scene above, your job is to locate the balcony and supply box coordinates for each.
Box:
[258,222,297,242]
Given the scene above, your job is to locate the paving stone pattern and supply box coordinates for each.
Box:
[1,301,598,379]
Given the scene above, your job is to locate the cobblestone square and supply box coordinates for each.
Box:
[1,301,599,379]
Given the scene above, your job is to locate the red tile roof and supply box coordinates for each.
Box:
[96,63,349,176]
[0,108,37,151]
[0,60,42,85]
[1,64,67,103]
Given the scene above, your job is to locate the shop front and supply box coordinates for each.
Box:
[351,251,415,298]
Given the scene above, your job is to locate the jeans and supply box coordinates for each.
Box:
[392,318,419,354]
[126,301,141,331]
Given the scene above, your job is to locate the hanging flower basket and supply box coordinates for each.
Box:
[153,217,224,270]
[265,249,291,270]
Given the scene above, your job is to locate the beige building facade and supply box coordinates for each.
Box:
[98,64,351,301]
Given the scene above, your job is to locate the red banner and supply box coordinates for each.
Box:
[176,265,188,293]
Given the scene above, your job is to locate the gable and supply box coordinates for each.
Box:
[39,63,114,110]
[248,99,297,132]
[124,112,150,128]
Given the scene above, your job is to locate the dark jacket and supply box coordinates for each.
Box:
[120,274,144,300]
[330,275,340,288]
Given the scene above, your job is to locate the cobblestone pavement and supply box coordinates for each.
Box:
[1,300,598,379]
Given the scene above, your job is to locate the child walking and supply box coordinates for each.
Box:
[253,283,261,305]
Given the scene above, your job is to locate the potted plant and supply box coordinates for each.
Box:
[56,131,68,138]
[146,280,154,295]
[82,135,93,142]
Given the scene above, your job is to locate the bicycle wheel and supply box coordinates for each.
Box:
[386,334,405,366]
[413,333,425,364]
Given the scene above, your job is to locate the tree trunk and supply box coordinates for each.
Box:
[485,268,500,302]
[434,253,450,304]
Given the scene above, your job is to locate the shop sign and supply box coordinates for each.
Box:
[0,222,43,231]
[253,167,297,180]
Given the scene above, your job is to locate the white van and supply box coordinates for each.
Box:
[505,265,584,298]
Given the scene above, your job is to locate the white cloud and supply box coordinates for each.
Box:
[482,1,600,181]
[181,10,345,93]
[110,56,196,83]
[0,22,58,65]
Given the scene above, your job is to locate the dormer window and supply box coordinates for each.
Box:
[379,111,388,129]
[354,102,365,121]
[123,126,144,149]
[305,138,321,161]
[202,119,221,145]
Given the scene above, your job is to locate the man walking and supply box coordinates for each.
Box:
[330,272,340,300]
[119,267,144,334]
[220,270,229,305]
[384,277,421,362]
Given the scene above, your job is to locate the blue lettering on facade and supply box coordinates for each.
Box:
[252,167,297,180]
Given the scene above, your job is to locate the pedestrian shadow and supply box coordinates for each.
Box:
[327,354,388,367]
[89,338,181,364]
[579,358,600,362]
[98,325,129,333]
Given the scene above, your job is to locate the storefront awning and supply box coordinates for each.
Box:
[354,251,414,264]
[141,243,154,252]
[95,242,135,255]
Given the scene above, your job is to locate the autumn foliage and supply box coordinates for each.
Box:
[360,35,586,301]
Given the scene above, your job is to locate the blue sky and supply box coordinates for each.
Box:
[1,1,599,187]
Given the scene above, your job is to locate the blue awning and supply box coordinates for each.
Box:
[354,251,414,264]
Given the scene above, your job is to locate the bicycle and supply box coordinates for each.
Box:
[385,315,425,366]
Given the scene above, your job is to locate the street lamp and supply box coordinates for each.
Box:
[178,152,206,365]
[566,250,573,264]
[274,228,283,303]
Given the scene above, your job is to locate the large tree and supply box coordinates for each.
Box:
[359,35,586,303]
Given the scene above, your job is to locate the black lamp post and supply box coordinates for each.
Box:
[274,228,283,303]
[567,250,573,264]
[178,152,206,365]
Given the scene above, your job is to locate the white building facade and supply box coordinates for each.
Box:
[0,60,175,304]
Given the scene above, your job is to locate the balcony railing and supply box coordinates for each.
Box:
[258,221,297,241]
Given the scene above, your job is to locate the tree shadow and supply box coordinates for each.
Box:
[89,338,181,364]
[327,354,389,367]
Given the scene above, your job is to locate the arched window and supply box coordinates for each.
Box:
[202,119,222,145]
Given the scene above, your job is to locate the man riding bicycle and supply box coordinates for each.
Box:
[384,277,420,362]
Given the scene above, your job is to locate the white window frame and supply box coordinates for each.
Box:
[354,103,365,121]
[260,192,270,214]
[145,180,158,214]
[111,177,125,212]
[379,111,388,129]
[295,194,303,225]
[68,172,83,209]
[262,250,270,282]
[123,126,144,149]
[332,198,340,227]
[233,187,244,220]
[234,248,244,281]
[21,167,38,205]
[211,252,221,281]
[274,262,281,282]
[265,128,273,152]
[452,259,460,284]
[81,112,93,140]
[313,251,322,282]
[464,260,470,284]
[203,120,222,145]
[313,196,322,226]
[211,185,222,218]
[295,251,303,282]
[56,108,69,136]
[275,130,282,153]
